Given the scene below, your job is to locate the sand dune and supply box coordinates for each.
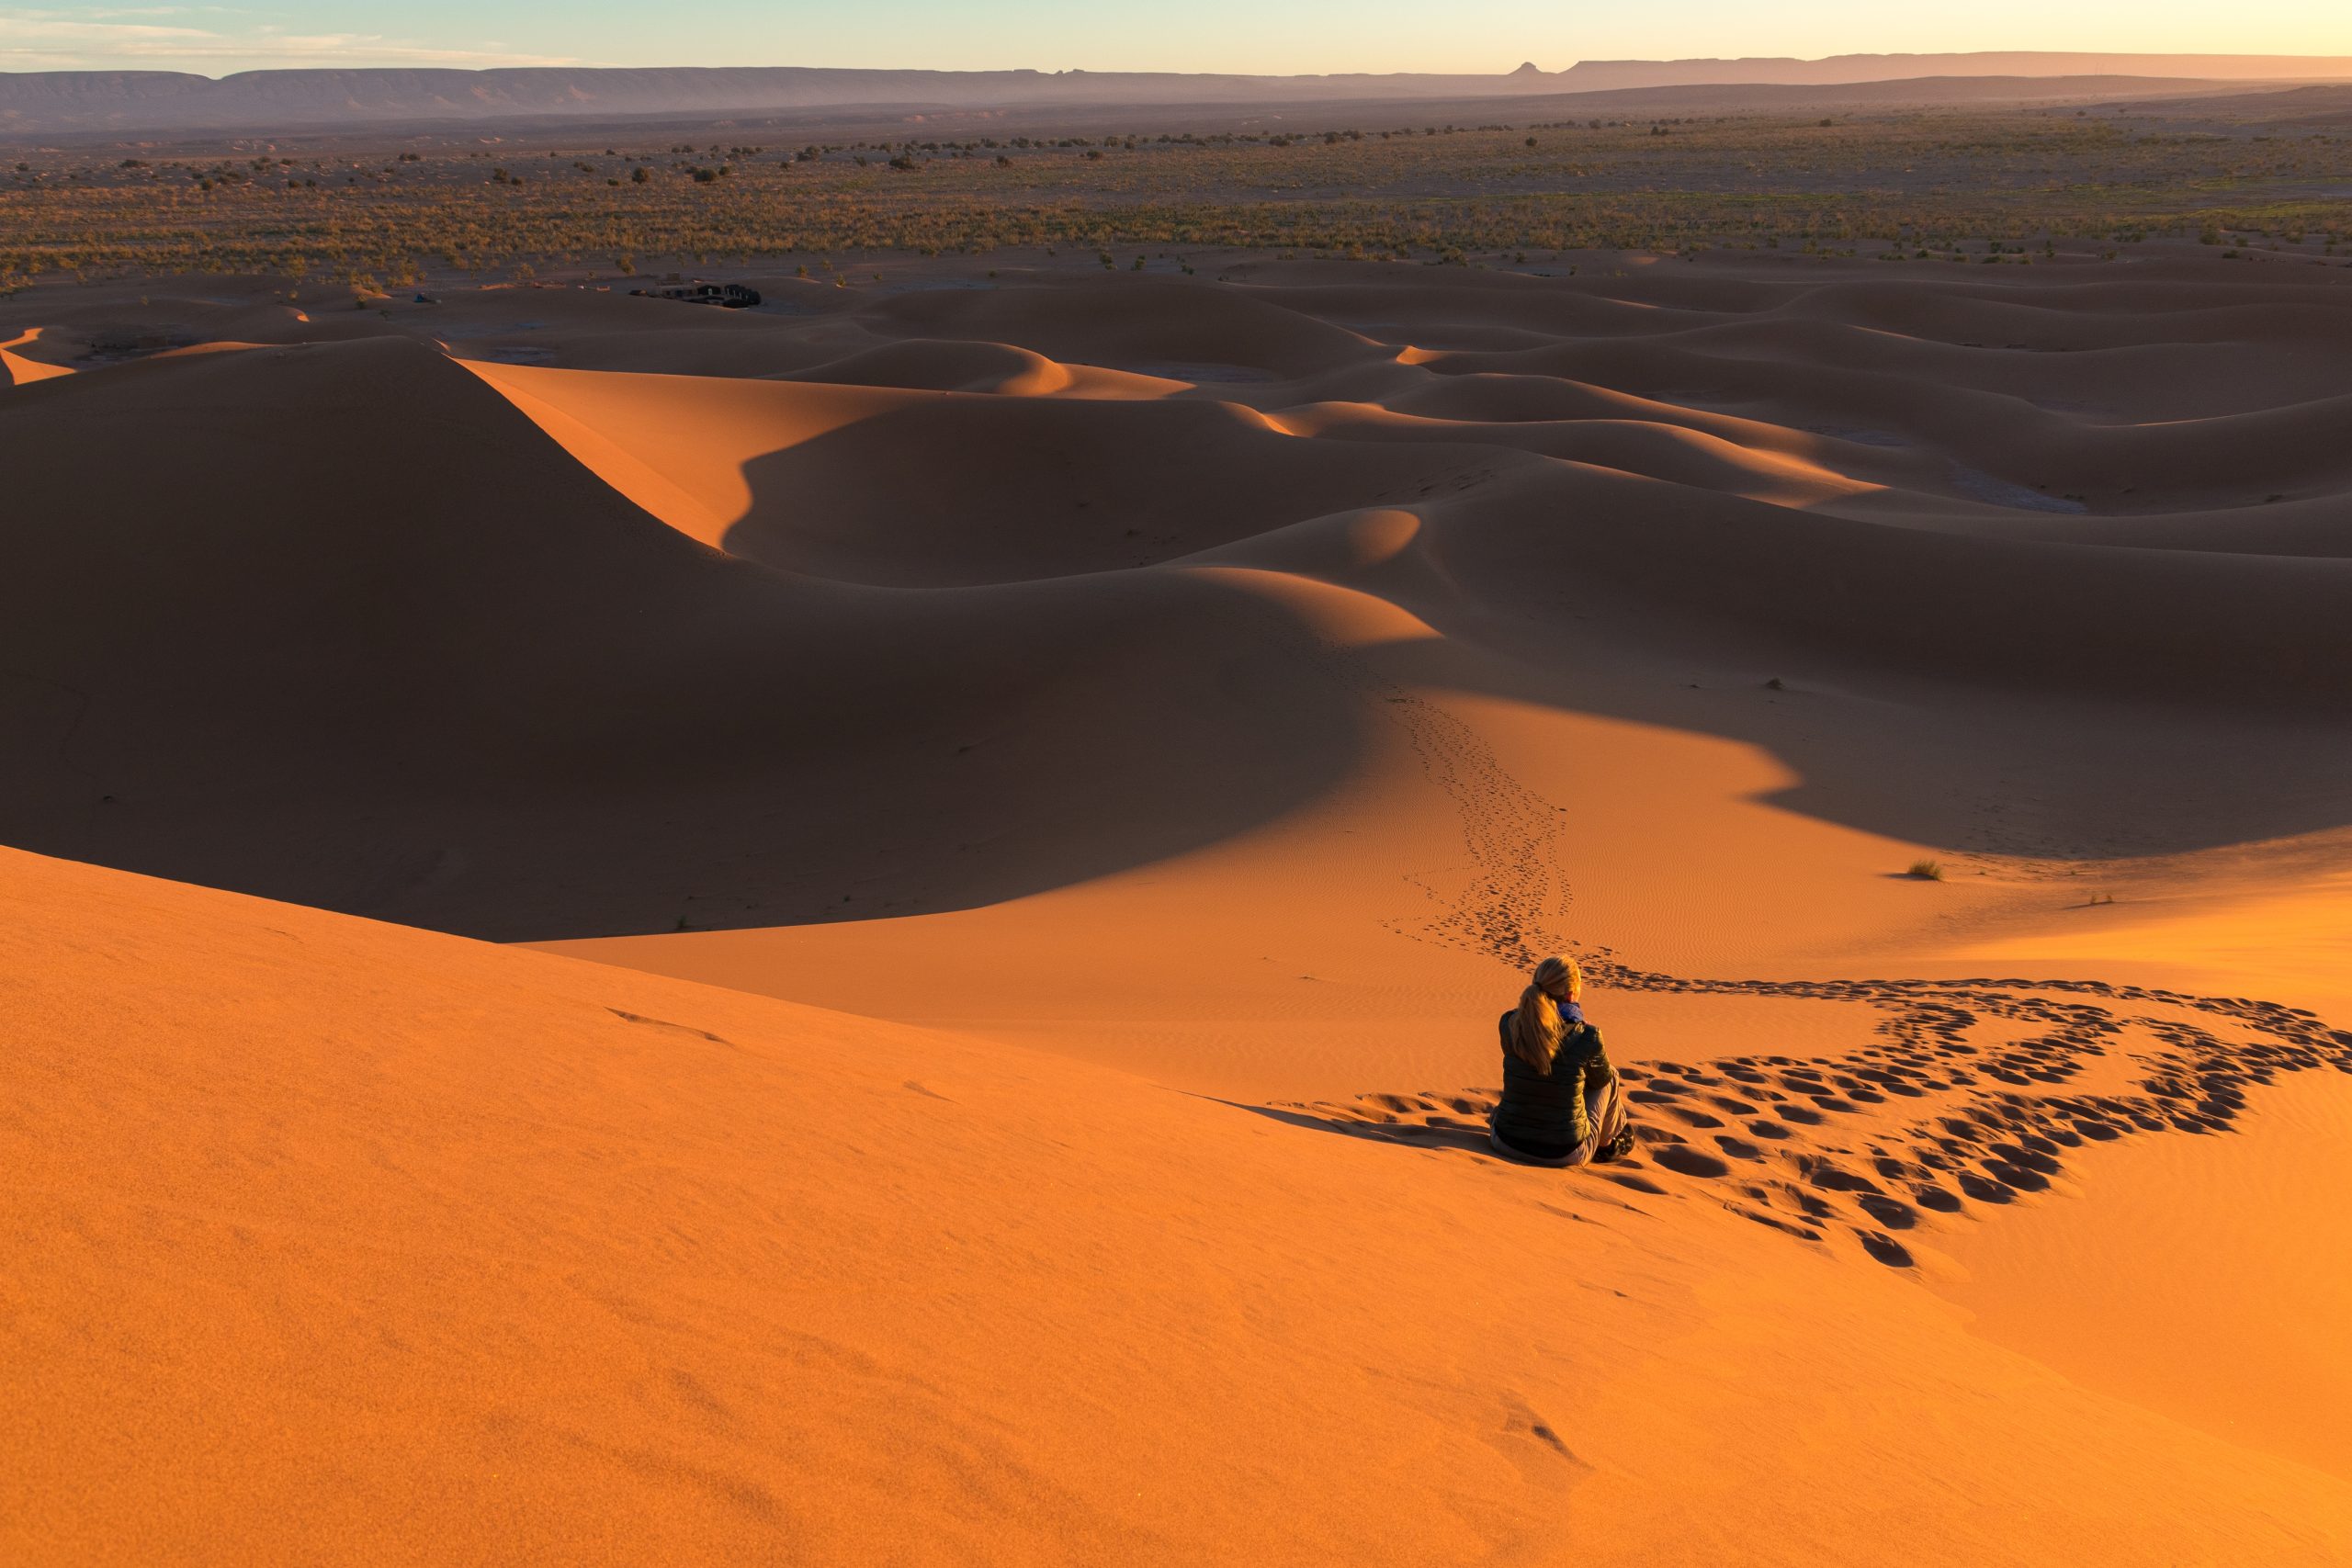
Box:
[873,274,1389,380]
[0,334,1388,936]
[7,248,2352,1560]
[9,845,2352,1564]
[12,254,2352,937]
[471,361,1543,583]
[1942,1066,2352,1482]
[0,325,72,385]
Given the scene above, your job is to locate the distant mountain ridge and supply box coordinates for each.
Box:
[1558,51,2352,89]
[4,52,2349,133]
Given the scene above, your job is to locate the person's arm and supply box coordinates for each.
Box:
[1587,1028,1617,1088]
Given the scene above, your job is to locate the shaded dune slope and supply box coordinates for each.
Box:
[6,255,2352,940]
[0,337,1367,937]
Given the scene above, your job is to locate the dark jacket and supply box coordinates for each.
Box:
[1492,1010,1615,1153]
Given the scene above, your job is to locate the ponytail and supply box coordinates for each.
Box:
[1507,955,1582,1072]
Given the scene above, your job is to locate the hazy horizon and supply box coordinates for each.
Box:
[4,2,2348,78]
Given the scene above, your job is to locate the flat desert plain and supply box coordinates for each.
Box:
[6,250,2352,1563]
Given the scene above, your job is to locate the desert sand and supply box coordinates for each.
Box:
[6,247,2352,1562]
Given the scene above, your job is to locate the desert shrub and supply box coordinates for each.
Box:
[7,108,2347,284]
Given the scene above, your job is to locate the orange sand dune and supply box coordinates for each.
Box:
[7,250,2352,1561]
[8,844,2352,1565]
[1943,1067,2352,1483]
[0,326,74,385]
[0,335,1393,937]
[470,360,1542,583]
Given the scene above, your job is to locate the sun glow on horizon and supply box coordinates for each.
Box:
[2,1,2348,78]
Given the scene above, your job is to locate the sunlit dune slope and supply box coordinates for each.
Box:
[0,326,74,385]
[468,359,1538,582]
[7,843,2350,1566]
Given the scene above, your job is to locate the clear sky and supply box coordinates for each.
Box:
[4,0,2347,76]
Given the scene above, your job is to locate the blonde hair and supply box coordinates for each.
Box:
[1507,955,1584,1073]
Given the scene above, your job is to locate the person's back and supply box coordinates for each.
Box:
[1493,1010,1608,1153]
[1488,955,1633,1167]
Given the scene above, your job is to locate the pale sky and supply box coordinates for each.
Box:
[4,0,2348,76]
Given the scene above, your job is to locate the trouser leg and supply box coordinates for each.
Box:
[1584,1073,1629,1156]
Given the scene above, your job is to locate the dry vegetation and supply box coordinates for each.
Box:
[4,108,2348,288]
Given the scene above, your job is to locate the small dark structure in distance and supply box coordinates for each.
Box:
[629,279,762,308]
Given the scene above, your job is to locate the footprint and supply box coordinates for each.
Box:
[605,1008,732,1045]
[1855,1193,1918,1230]
[1272,879,2349,1285]
[1911,1185,1962,1213]
[1653,1145,1731,1179]
[1487,1394,1593,1485]
[1736,1205,1822,1242]
[1854,1230,1917,1269]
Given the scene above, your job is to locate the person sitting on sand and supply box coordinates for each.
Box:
[1490,955,1634,1167]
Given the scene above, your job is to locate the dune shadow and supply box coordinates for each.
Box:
[1213,1098,1506,1160]
[720,347,2352,866]
[1337,617,2352,863]
[15,269,2352,945]
[0,341,1387,942]
[716,393,1509,587]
